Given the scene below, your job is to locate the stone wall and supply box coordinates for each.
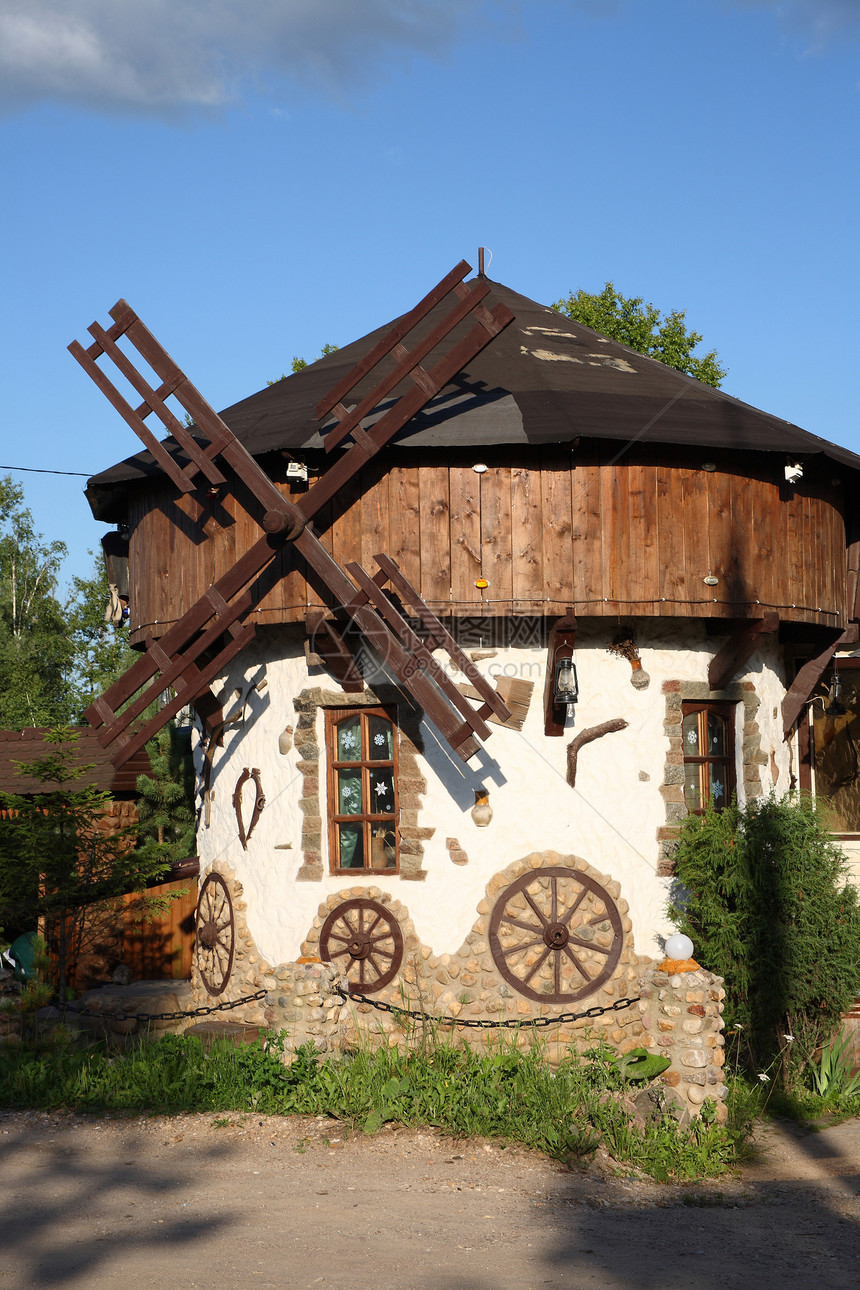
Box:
[639,962,728,1122]
[299,850,645,1065]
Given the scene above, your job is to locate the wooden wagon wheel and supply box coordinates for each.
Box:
[195,872,235,996]
[319,898,403,995]
[488,866,623,1005]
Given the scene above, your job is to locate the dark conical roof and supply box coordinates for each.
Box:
[87,276,860,521]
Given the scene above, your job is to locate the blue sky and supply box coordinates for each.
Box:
[0,0,858,593]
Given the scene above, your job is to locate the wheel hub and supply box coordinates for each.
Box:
[198,919,219,949]
[346,933,372,960]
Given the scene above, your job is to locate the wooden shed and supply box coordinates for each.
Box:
[0,728,197,987]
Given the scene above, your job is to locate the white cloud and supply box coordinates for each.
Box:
[0,0,496,117]
[725,0,860,47]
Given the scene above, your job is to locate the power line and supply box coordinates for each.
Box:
[0,465,91,478]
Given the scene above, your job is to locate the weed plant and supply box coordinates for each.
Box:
[0,1029,747,1182]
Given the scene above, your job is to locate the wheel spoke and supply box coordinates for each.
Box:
[562,944,592,981]
[523,889,549,927]
[521,946,552,987]
[553,951,560,995]
[568,935,611,956]
[500,913,544,935]
[502,935,544,958]
[561,886,588,927]
[365,912,383,938]
[550,877,558,926]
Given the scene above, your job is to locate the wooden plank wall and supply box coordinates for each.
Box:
[120,877,198,981]
[127,447,848,640]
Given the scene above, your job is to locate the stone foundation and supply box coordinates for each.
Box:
[187,860,727,1123]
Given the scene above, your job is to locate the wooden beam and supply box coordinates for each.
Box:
[781,622,859,738]
[316,260,473,419]
[707,612,779,691]
[321,278,491,453]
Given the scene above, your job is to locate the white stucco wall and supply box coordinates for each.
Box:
[194,619,791,965]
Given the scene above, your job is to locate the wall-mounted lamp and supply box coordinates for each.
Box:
[701,462,717,473]
[544,610,577,736]
[825,666,846,717]
[785,462,804,484]
[553,656,579,711]
[472,463,488,474]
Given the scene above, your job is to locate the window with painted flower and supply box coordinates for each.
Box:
[326,707,399,872]
[681,701,736,813]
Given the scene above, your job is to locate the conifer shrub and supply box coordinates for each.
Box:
[667,793,860,1080]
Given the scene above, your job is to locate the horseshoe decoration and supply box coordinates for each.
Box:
[488,866,624,1004]
[233,767,265,849]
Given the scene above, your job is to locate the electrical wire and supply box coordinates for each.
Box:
[0,465,91,477]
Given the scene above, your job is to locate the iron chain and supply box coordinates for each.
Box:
[55,987,639,1030]
[55,989,268,1024]
[336,987,638,1029]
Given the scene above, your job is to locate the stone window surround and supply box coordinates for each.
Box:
[657,680,765,877]
[293,685,433,882]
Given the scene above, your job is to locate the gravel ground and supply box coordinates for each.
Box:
[1,1108,859,1289]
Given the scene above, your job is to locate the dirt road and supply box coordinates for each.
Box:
[1,1109,859,1289]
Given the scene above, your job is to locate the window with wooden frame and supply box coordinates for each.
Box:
[325,707,399,873]
[682,701,736,814]
[798,659,860,837]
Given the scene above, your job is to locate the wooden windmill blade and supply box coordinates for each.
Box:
[71,261,515,767]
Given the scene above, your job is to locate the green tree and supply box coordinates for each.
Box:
[667,793,860,1080]
[0,728,174,999]
[136,723,197,868]
[0,476,74,728]
[268,342,339,384]
[65,554,137,720]
[554,282,726,387]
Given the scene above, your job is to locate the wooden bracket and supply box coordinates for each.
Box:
[848,538,860,623]
[566,719,629,787]
[707,612,780,691]
[781,622,860,738]
[544,611,577,737]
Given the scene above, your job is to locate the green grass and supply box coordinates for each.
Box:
[0,1030,749,1182]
